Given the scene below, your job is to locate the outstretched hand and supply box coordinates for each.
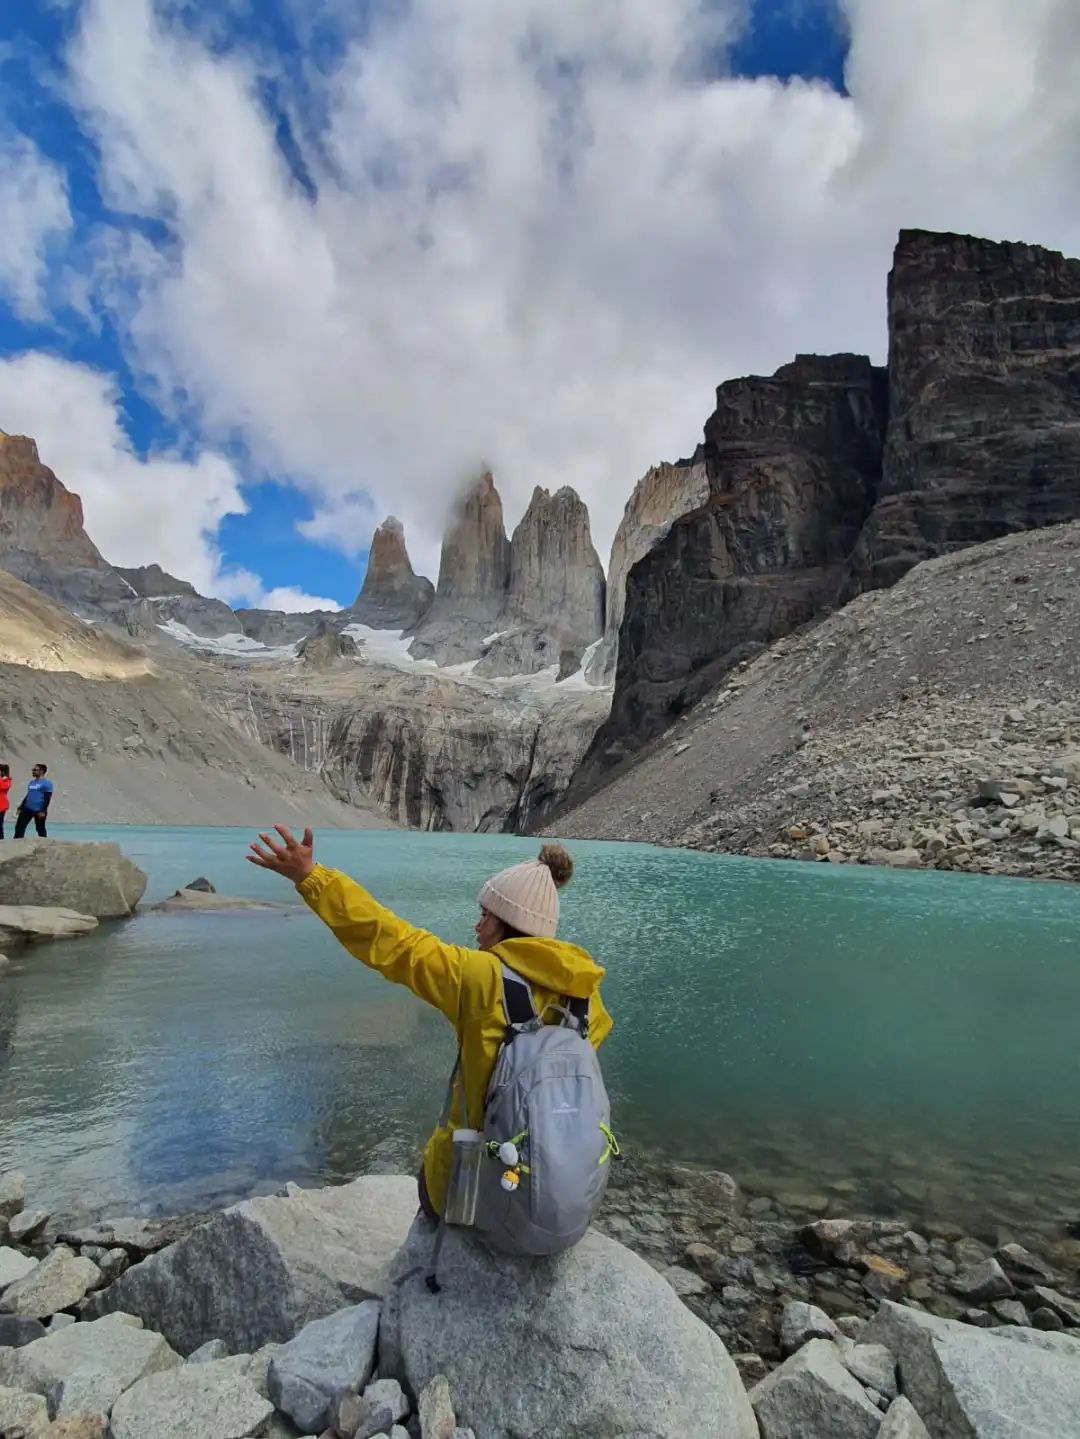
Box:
[247,825,316,885]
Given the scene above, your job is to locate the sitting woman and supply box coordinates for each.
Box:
[246,825,612,1218]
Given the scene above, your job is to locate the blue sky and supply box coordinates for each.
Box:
[1,1,1075,612]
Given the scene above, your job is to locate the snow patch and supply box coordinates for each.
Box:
[158,619,293,658]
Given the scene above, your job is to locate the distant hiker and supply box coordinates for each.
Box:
[0,764,10,839]
[14,763,53,839]
[248,825,616,1256]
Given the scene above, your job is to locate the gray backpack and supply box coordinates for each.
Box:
[474,963,616,1257]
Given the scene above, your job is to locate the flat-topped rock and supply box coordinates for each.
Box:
[109,1359,274,1439]
[0,906,98,947]
[0,1246,101,1319]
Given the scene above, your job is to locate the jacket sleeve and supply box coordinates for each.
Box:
[297,863,467,1024]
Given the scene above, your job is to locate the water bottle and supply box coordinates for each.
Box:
[443,1128,482,1226]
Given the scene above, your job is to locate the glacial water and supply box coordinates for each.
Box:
[2,825,1079,1238]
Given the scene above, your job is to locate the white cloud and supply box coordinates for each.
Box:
[0,351,248,598]
[260,585,341,613]
[17,0,1080,587]
[0,136,72,320]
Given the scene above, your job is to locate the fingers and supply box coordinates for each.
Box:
[274,824,299,849]
[249,841,277,863]
[302,826,314,850]
[259,831,286,858]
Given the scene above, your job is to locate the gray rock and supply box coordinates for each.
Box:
[0,905,98,947]
[97,1247,129,1283]
[380,1218,757,1439]
[47,1313,78,1333]
[57,1215,195,1258]
[1032,1306,1064,1331]
[8,1210,50,1245]
[780,1300,840,1354]
[0,1245,39,1291]
[0,1312,180,1418]
[359,1378,408,1428]
[330,1388,366,1438]
[844,1341,898,1400]
[0,1312,48,1347]
[0,841,146,918]
[989,1327,1080,1358]
[43,1413,108,1438]
[1029,1286,1080,1327]
[991,1299,1030,1327]
[0,1171,28,1220]
[994,1243,1056,1285]
[878,1395,931,1439]
[417,1374,456,1439]
[109,1359,274,1439]
[188,1338,228,1363]
[267,1301,380,1433]
[0,1246,100,1319]
[868,1298,1080,1438]
[952,1257,1014,1303]
[0,1383,50,1439]
[663,1264,711,1298]
[89,1174,416,1354]
[750,1338,882,1439]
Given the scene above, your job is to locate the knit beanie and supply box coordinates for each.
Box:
[477,843,574,939]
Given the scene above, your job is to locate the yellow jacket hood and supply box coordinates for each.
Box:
[493,936,604,999]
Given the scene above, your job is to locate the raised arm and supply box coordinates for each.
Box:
[247,826,466,1023]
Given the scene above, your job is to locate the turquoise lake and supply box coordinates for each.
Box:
[1,825,1079,1236]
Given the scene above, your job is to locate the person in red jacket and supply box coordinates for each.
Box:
[0,764,10,840]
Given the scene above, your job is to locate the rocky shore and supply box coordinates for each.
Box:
[553,522,1080,885]
[3,1159,1079,1437]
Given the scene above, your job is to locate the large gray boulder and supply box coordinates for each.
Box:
[266,1300,380,1432]
[0,1246,100,1319]
[0,1383,50,1439]
[749,1338,882,1439]
[89,1175,416,1354]
[879,1396,931,1439]
[867,1299,1080,1437]
[0,840,146,918]
[0,1245,39,1291]
[379,1218,758,1439]
[0,905,98,947]
[0,1312,180,1419]
[108,1359,273,1439]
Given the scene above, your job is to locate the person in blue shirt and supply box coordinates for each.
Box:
[15,763,54,839]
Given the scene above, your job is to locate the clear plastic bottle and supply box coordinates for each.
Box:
[443,1128,483,1226]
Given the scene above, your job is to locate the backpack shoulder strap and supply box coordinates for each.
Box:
[564,995,590,1039]
[500,962,537,1033]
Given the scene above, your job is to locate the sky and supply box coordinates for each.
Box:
[0,2,1078,611]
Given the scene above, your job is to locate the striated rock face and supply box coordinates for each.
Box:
[350,516,433,630]
[475,486,605,679]
[115,564,198,599]
[579,354,887,777]
[408,471,512,664]
[236,609,336,646]
[586,459,711,685]
[217,666,609,833]
[0,434,130,610]
[847,229,1080,593]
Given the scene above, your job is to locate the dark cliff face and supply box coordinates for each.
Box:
[350,515,434,630]
[578,354,888,775]
[115,564,198,599]
[846,229,1080,592]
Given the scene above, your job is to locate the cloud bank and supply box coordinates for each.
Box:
[7,0,1080,591]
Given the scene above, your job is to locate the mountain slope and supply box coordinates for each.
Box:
[548,521,1080,882]
[0,569,391,828]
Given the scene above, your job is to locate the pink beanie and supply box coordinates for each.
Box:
[477,844,574,939]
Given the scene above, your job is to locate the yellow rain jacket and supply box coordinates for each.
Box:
[298,864,613,1215]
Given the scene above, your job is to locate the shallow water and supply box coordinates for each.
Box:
[2,825,1079,1233]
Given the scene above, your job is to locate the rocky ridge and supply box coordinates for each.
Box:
[0,435,131,613]
[552,521,1080,882]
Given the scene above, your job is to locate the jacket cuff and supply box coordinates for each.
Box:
[296,863,334,900]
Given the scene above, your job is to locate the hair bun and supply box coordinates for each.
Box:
[538,842,573,889]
